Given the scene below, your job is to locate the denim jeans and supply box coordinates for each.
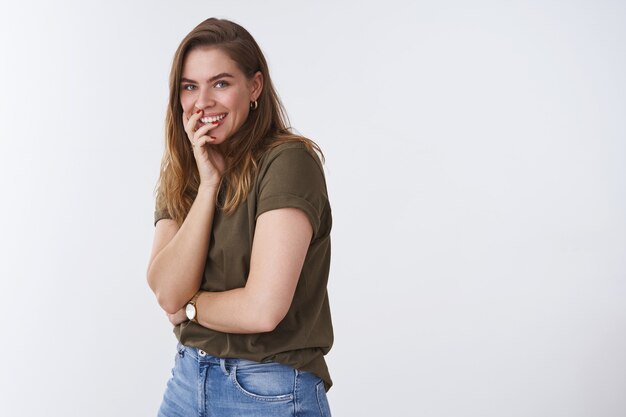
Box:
[157,343,332,417]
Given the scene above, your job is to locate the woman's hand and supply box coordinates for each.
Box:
[183,110,226,189]
[167,307,188,326]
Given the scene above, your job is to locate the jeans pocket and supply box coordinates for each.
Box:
[171,344,185,376]
[231,362,295,402]
[316,380,332,417]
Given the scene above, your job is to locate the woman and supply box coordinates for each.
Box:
[147,18,333,417]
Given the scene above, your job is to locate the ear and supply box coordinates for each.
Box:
[249,71,263,101]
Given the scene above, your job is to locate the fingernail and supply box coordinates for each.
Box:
[212,121,219,125]
[196,109,203,114]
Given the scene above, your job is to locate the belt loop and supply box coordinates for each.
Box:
[219,358,228,375]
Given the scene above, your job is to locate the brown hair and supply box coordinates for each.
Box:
[155,17,322,225]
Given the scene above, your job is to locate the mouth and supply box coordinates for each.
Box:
[199,113,227,124]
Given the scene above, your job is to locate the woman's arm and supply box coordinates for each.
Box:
[147,185,219,314]
[169,207,313,333]
[148,110,226,313]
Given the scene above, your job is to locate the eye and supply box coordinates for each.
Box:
[214,80,229,89]
[181,84,197,91]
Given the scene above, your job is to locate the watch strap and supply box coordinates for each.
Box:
[187,291,202,322]
[189,291,202,306]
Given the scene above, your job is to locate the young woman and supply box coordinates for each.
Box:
[147,18,333,417]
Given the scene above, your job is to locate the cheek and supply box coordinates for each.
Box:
[231,94,250,118]
[226,91,249,110]
[180,96,193,115]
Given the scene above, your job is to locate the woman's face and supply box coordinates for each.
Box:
[179,46,262,146]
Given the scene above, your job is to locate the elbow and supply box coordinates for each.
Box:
[244,288,292,333]
[157,293,184,315]
[147,267,184,315]
[252,308,287,333]
[255,319,278,333]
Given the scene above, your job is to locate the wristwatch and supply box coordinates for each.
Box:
[185,291,202,323]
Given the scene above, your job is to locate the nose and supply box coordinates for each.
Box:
[194,86,216,110]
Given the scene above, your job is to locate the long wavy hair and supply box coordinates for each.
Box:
[155,18,323,225]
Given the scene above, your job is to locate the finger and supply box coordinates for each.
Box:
[183,110,203,138]
[191,135,216,150]
[185,112,201,137]
[193,121,218,141]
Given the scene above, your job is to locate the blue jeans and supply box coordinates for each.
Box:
[157,343,332,417]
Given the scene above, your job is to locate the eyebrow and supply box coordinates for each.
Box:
[180,72,234,84]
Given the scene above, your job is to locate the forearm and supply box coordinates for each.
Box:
[189,208,310,334]
[194,287,284,334]
[147,186,218,313]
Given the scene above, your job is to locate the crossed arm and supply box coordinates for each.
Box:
[146,185,313,334]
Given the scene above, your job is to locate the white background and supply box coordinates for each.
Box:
[1,1,625,416]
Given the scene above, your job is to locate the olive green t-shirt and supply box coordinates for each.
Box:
[154,141,333,390]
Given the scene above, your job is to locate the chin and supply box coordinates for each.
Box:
[210,135,228,146]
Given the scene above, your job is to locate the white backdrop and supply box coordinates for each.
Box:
[1,1,625,416]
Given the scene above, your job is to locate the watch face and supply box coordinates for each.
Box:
[185,303,196,321]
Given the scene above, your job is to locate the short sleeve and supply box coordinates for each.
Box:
[154,208,172,226]
[256,145,328,237]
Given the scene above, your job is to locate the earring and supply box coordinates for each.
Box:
[250,100,258,110]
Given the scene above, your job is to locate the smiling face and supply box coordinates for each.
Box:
[179,46,262,146]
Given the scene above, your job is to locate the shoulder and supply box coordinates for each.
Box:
[259,140,324,174]
[254,139,331,237]
[254,138,328,196]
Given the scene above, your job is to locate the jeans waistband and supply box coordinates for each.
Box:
[177,342,275,369]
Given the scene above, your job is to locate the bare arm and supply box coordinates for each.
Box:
[147,110,225,314]
[168,207,313,333]
[146,185,219,314]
